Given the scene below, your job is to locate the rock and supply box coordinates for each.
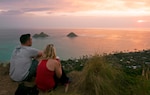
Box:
[33,32,49,38]
[67,32,78,38]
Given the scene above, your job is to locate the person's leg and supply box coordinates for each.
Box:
[53,68,69,88]
[24,59,39,81]
[53,68,70,92]
[60,68,70,93]
[59,68,69,84]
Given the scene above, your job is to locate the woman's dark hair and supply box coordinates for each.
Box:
[20,34,31,44]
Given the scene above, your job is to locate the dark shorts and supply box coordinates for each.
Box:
[24,59,39,81]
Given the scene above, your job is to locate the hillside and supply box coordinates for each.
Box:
[1,50,150,95]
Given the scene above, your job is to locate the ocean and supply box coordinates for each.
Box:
[0,28,150,62]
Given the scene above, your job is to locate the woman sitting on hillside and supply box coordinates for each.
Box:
[36,44,69,92]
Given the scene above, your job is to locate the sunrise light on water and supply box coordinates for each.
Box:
[0,0,150,61]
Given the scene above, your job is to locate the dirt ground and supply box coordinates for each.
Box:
[0,65,79,95]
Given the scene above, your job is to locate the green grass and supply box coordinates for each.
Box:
[74,55,121,95]
[70,55,150,95]
[1,52,150,95]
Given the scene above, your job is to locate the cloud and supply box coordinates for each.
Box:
[22,8,52,12]
[0,0,20,3]
[0,7,53,16]
[0,0,150,16]
[0,0,150,29]
[0,10,23,15]
[63,0,150,11]
[0,0,65,15]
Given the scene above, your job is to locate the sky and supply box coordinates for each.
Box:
[0,0,150,29]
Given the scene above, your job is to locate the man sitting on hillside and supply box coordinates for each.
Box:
[9,34,42,82]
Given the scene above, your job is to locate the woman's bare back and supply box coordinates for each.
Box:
[46,59,62,78]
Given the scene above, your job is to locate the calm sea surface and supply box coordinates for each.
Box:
[0,29,150,62]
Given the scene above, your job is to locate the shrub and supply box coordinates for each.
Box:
[75,55,121,95]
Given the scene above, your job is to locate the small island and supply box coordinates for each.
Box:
[67,32,78,38]
[33,32,49,38]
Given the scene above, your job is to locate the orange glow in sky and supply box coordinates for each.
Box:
[0,0,150,28]
[0,0,150,16]
[137,20,145,23]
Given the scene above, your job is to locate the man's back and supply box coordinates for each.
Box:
[9,45,38,81]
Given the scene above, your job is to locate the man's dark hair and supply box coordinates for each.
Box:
[20,34,31,44]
